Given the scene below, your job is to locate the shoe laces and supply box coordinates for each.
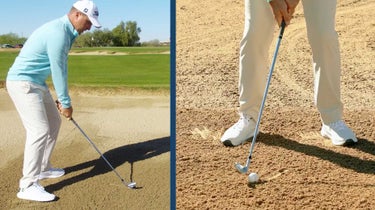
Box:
[233,114,251,130]
[33,182,45,191]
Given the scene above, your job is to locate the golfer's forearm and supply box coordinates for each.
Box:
[47,31,72,108]
[50,60,71,108]
[52,76,71,109]
[50,59,71,108]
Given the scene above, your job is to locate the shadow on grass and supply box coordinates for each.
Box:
[46,136,169,192]
[259,133,375,174]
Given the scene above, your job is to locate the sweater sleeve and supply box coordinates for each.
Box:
[46,29,71,108]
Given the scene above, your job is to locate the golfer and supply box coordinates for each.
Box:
[221,0,357,147]
[6,0,101,202]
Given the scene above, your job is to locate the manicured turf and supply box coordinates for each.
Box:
[0,47,170,89]
[68,53,169,88]
[71,47,169,54]
[0,50,18,79]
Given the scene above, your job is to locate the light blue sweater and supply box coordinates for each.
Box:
[7,15,78,108]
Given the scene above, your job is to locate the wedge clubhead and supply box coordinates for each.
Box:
[235,163,248,174]
[127,182,137,189]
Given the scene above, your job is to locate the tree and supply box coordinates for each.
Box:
[111,21,141,46]
[0,33,27,45]
[125,21,141,46]
[73,32,93,47]
[73,29,114,47]
[0,20,143,48]
[112,21,127,46]
[142,39,160,46]
[92,29,113,47]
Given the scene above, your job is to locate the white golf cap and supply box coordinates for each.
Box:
[73,0,101,28]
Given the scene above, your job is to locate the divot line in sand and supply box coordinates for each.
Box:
[191,127,223,145]
[264,168,289,181]
[297,131,321,140]
[191,127,212,139]
[297,131,334,147]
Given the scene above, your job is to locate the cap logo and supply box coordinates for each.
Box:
[83,8,88,13]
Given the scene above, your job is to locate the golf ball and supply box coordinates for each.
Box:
[248,172,259,183]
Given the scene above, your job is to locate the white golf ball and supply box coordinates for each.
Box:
[248,172,259,183]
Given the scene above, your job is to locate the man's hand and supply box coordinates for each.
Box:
[56,100,73,120]
[285,0,301,16]
[268,0,300,26]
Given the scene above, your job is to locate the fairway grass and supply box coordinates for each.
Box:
[68,54,169,88]
[0,47,170,91]
[70,46,169,54]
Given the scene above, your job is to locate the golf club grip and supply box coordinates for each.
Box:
[279,20,286,38]
[55,100,72,121]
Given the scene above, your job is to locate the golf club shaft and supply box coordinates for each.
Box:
[70,118,133,187]
[244,21,286,169]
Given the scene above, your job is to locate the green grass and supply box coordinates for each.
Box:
[0,47,170,90]
[0,50,18,79]
[70,46,169,54]
[68,54,169,88]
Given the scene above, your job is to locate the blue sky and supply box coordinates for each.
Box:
[0,0,170,42]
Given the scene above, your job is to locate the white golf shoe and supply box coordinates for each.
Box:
[17,182,55,202]
[39,168,65,180]
[221,113,257,147]
[321,120,358,146]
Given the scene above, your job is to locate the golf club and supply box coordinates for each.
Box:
[70,118,137,189]
[235,20,286,174]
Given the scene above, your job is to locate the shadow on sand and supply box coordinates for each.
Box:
[46,136,169,192]
[259,133,375,174]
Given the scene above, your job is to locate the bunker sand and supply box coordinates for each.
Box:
[0,89,170,209]
[176,0,375,209]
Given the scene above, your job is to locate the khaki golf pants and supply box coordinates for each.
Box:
[238,0,343,124]
[6,81,61,189]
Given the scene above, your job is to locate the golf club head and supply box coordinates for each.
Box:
[235,163,248,174]
[127,182,137,189]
